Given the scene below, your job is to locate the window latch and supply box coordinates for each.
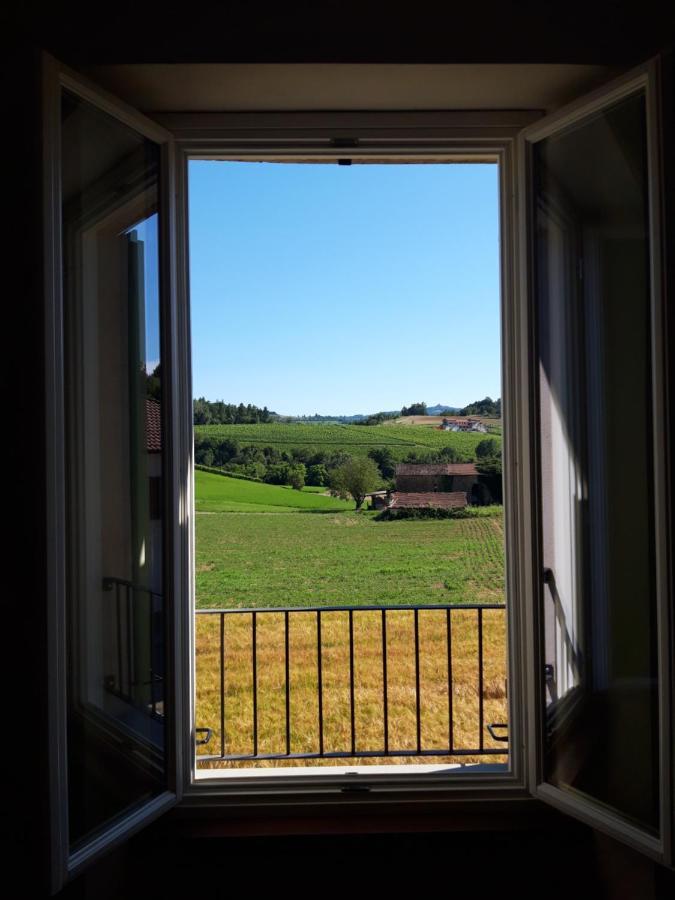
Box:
[195,727,212,746]
[487,723,508,743]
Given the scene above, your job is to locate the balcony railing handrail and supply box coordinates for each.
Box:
[196,602,505,615]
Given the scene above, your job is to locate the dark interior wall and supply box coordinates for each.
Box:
[1,40,50,896]
[2,8,674,898]
[4,2,675,64]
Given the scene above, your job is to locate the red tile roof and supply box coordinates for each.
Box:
[395,463,478,476]
[145,398,162,453]
[389,491,468,509]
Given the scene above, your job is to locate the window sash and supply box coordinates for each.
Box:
[43,53,182,892]
[518,59,672,865]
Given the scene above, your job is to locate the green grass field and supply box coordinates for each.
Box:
[194,421,499,461]
[195,469,352,514]
[194,470,505,608]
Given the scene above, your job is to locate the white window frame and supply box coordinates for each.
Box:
[164,112,539,805]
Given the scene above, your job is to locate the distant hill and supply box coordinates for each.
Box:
[271,413,381,423]
[194,399,487,424]
[427,404,461,416]
[273,405,460,422]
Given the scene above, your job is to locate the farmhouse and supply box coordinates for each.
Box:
[441,417,488,433]
[395,462,479,494]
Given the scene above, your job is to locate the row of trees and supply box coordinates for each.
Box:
[193,398,273,425]
[354,411,399,426]
[191,395,501,425]
[460,396,501,417]
[399,398,503,418]
[194,434,395,501]
[194,435,359,487]
[195,431,501,504]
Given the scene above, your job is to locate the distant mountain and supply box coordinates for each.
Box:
[427,404,461,416]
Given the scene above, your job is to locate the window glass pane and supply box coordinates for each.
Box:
[535,90,659,833]
[62,89,167,849]
[188,160,509,773]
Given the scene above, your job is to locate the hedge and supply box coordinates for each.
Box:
[194,464,262,483]
[374,504,502,521]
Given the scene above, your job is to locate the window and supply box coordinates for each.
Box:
[44,54,673,890]
[176,136,527,795]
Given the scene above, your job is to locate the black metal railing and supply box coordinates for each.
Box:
[103,576,164,720]
[195,603,507,763]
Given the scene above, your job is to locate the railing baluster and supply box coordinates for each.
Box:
[149,589,155,716]
[349,609,355,756]
[220,612,225,759]
[252,611,258,757]
[285,610,290,757]
[126,583,134,698]
[116,581,123,698]
[382,609,388,755]
[447,607,453,753]
[414,608,421,755]
[478,607,484,752]
[317,611,324,757]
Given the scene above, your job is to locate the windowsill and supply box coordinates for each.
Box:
[194,761,509,781]
[181,760,523,820]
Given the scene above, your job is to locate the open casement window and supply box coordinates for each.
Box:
[519,60,672,863]
[44,56,185,892]
[44,52,673,893]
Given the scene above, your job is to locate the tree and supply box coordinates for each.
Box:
[213,438,239,466]
[329,457,382,509]
[306,464,328,486]
[401,402,427,417]
[475,456,502,476]
[476,438,500,459]
[368,447,396,480]
[264,463,292,485]
[193,397,212,425]
[288,464,306,491]
[461,396,501,417]
[437,445,464,463]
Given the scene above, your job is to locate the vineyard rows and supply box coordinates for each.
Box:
[195,423,499,460]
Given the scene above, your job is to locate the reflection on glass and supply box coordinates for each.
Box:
[62,90,166,849]
[535,90,659,833]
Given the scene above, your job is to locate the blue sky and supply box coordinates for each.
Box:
[188,161,500,416]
